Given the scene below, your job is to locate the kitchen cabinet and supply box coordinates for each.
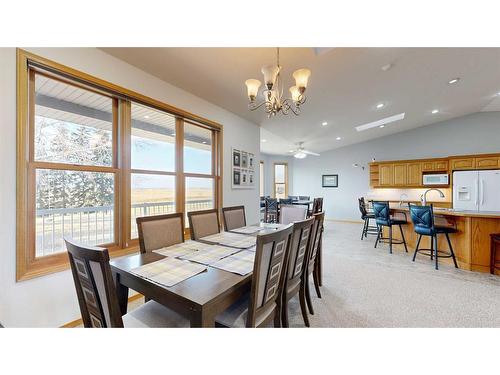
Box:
[393,163,408,186]
[451,158,475,170]
[475,156,500,169]
[407,162,422,186]
[422,160,448,171]
[379,164,394,186]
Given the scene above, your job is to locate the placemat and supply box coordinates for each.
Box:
[130,257,207,287]
[229,225,263,234]
[154,240,216,257]
[201,232,256,249]
[211,250,255,276]
[178,245,241,266]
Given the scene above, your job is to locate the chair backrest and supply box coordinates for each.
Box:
[284,217,315,293]
[299,195,310,201]
[279,198,293,205]
[65,238,123,328]
[306,212,325,273]
[187,209,220,240]
[408,204,434,231]
[136,213,184,253]
[372,201,390,226]
[265,197,278,211]
[279,204,308,225]
[288,195,299,201]
[312,197,323,214]
[247,224,293,327]
[222,205,246,231]
[265,197,278,223]
[358,197,368,218]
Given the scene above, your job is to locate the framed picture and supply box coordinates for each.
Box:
[248,154,254,170]
[241,152,248,168]
[233,169,241,185]
[241,170,248,185]
[233,149,241,167]
[249,172,254,185]
[322,174,338,188]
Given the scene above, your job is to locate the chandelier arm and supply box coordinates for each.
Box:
[248,100,272,111]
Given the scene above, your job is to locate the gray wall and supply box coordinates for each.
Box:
[292,112,500,221]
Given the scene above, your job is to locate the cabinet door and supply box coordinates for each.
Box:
[379,164,394,186]
[407,162,422,186]
[393,163,407,186]
[475,156,499,169]
[434,160,449,171]
[451,158,475,170]
[421,161,435,171]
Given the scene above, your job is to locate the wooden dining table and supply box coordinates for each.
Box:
[110,222,285,327]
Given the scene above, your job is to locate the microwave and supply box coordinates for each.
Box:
[423,173,449,185]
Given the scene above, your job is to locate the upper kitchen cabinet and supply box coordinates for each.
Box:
[450,157,476,170]
[407,162,422,186]
[379,164,394,186]
[475,156,500,169]
[421,159,448,172]
[393,163,408,186]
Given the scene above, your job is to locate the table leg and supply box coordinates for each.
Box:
[113,272,129,316]
[190,309,215,328]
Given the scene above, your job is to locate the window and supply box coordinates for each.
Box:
[17,49,222,280]
[274,163,288,199]
[259,161,265,197]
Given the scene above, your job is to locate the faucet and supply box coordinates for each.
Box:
[399,193,408,207]
[421,188,445,206]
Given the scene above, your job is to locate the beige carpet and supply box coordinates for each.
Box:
[286,220,500,327]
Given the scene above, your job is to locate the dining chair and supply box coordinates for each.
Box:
[187,209,221,240]
[279,204,308,225]
[300,212,325,324]
[281,217,315,327]
[222,205,246,231]
[310,197,323,216]
[264,197,278,223]
[299,195,310,201]
[279,198,293,205]
[288,195,299,201]
[136,213,184,253]
[358,197,377,240]
[215,224,294,328]
[65,238,189,328]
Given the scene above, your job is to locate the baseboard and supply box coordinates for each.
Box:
[325,218,364,224]
[60,293,144,328]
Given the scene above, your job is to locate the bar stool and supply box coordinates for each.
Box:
[358,197,377,240]
[408,204,458,270]
[372,201,408,254]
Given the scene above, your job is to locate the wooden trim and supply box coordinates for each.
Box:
[19,48,222,130]
[60,293,144,328]
[175,117,185,215]
[130,169,176,176]
[30,161,118,173]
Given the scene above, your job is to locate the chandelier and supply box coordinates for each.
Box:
[244,48,311,117]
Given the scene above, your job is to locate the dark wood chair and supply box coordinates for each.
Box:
[490,233,500,274]
[222,205,246,231]
[310,197,323,216]
[300,212,325,326]
[281,217,315,327]
[65,238,189,328]
[215,224,294,328]
[358,197,377,240]
[136,213,184,253]
[187,209,221,240]
[264,197,278,223]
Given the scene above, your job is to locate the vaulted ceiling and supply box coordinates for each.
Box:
[101,48,500,155]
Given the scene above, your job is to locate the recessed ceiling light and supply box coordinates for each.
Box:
[322,121,328,126]
[497,92,500,96]
[379,125,385,128]
[355,113,405,132]
[431,109,439,114]
[376,103,385,109]
[261,139,267,143]
[381,63,393,72]
[448,78,460,84]
[144,115,150,119]
[336,137,342,141]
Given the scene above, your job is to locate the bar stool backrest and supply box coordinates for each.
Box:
[408,204,435,232]
[372,201,390,226]
[358,197,368,219]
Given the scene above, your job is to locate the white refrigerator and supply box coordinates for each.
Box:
[453,170,500,211]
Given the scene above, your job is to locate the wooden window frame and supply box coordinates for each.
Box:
[16,49,223,281]
[273,162,288,199]
[259,160,265,197]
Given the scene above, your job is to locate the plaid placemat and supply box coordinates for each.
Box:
[229,225,263,234]
[201,232,257,249]
[130,257,207,287]
[154,240,215,258]
[178,245,240,266]
[211,250,255,275]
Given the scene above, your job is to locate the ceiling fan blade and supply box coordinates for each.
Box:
[303,150,320,156]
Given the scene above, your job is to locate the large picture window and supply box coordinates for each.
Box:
[17,50,222,280]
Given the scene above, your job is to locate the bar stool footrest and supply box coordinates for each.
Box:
[415,248,454,258]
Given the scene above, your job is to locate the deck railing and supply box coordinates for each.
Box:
[35,199,213,257]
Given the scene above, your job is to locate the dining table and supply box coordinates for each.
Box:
[110,222,286,327]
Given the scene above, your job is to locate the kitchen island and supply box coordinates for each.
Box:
[386,203,500,274]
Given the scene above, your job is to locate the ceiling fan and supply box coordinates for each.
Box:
[288,142,320,159]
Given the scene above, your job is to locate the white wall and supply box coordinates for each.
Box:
[0,48,260,327]
[292,112,500,221]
